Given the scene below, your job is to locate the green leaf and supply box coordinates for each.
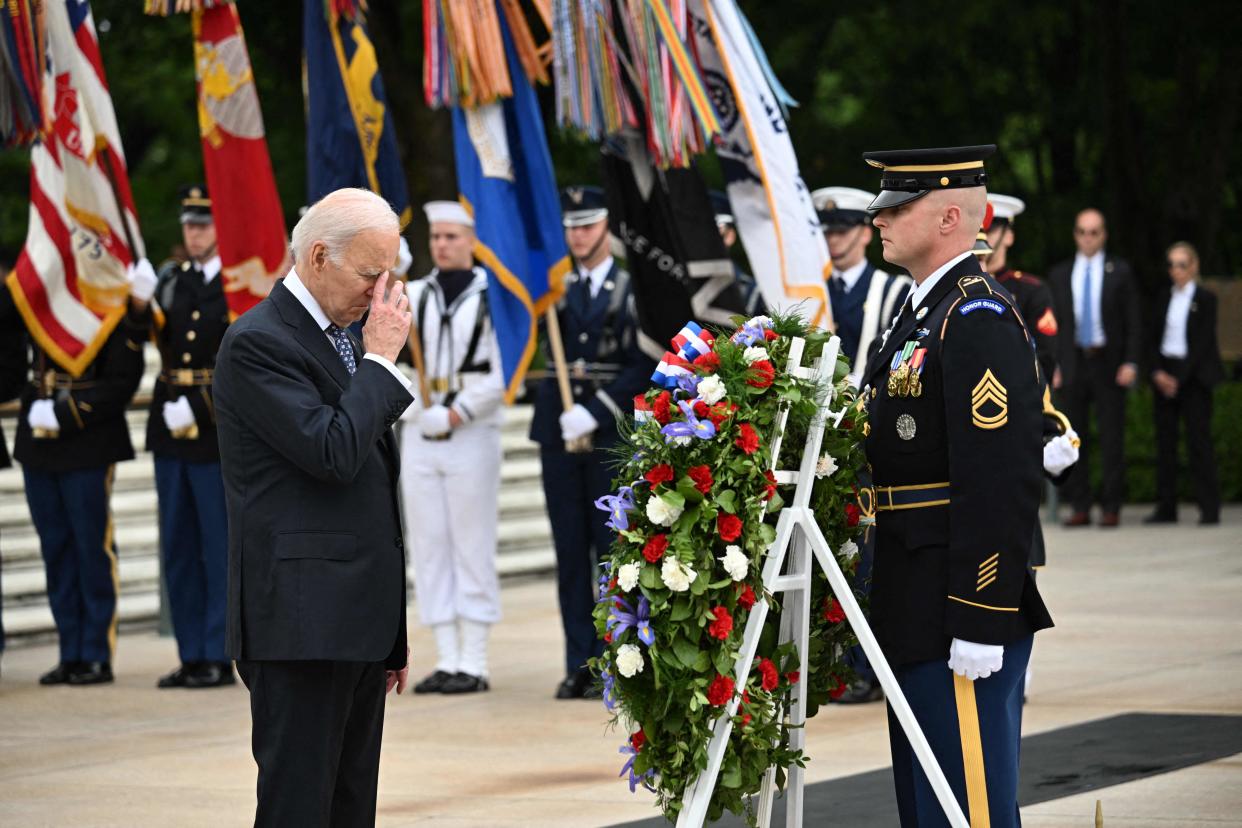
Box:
[721,756,742,788]
[669,600,694,622]
[676,477,705,503]
[690,573,709,595]
[759,523,777,546]
[673,634,701,670]
[716,489,738,514]
[692,649,711,672]
[660,490,686,510]
[640,564,662,590]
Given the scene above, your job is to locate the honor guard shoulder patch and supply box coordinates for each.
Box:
[1036,307,1059,336]
[959,298,1006,316]
[971,369,1008,429]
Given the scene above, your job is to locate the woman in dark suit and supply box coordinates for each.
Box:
[1145,242,1224,525]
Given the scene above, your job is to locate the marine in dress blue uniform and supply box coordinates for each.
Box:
[11,283,145,686]
[858,146,1053,827]
[129,185,234,688]
[532,186,653,699]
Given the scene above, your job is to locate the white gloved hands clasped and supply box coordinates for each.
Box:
[27,399,60,432]
[948,638,1004,681]
[1043,430,1079,476]
[162,396,196,432]
[127,257,158,303]
[419,404,452,438]
[559,403,598,442]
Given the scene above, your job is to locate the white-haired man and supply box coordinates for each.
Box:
[214,188,414,827]
[859,146,1051,827]
[400,200,504,695]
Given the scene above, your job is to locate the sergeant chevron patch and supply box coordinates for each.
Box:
[971,369,1008,429]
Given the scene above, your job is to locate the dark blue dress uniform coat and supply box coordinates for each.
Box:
[530,261,653,675]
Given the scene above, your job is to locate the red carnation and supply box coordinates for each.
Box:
[737,584,757,610]
[845,502,860,527]
[707,674,736,707]
[645,463,675,487]
[692,400,710,418]
[785,670,800,685]
[630,729,646,751]
[604,631,613,643]
[653,391,672,425]
[708,605,734,640]
[717,513,743,542]
[741,713,752,727]
[747,359,776,388]
[643,534,669,563]
[694,351,720,372]
[735,423,760,454]
[757,657,779,692]
[688,465,713,494]
[823,597,846,624]
[762,469,777,501]
[763,328,779,342]
[707,402,733,427]
[829,676,849,700]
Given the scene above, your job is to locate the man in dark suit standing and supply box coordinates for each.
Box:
[1145,242,1223,526]
[1048,208,1142,527]
[213,188,414,827]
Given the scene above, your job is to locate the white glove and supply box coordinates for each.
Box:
[1043,430,1079,476]
[162,396,196,432]
[948,638,1004,681]
[559,403,598,442]
[27,399,60,432]
[127,258,158,303]
[419,404,452,438]
[394,237,413,278]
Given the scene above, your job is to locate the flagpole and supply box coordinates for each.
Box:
[98,150,139,264]
[544,307,592,453]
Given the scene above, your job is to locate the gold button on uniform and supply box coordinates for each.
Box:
[191,310,201,321]
[181,353,192,364]
[186,331,197,341]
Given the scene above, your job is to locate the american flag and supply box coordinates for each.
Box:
[5,0,144,377]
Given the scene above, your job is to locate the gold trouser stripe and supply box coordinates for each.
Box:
[103,465,120,658]
[953,673,992,827]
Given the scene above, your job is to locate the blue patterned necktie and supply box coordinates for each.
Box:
[325,324,357,375]
[1078,260,1094,347]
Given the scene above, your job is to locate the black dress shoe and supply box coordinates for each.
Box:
[440,672,490,694]
[157,663,196,688]
[1142,512,1177,525]
[185,662,235,688]
[1199,514,1221,526]
[413,669,456,694]
[555,669,591,700]
[68,662,113,685]
[39,662,79,685]
[831,678,883,705]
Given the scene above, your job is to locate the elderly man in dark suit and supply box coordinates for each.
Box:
[1145,242,1224,526]
[213,188,414,827]
[1048,208,1142,527]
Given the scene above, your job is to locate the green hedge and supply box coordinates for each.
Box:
[1082,381,1242,503]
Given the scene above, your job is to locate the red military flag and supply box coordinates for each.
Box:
[5,0,146,375]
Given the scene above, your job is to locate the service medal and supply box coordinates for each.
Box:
[896,413,916,440]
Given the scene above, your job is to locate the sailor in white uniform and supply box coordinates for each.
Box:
[401,200,505,695]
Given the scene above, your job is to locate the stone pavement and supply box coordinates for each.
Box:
[1,506,1239,827]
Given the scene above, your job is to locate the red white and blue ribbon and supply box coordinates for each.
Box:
[671,321,715,362]
[634,394,653,422]
[650,350,694,389]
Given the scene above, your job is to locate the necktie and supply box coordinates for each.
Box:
[1078,260,1094,347]
[325,324,357,375]
[572,273,593,315]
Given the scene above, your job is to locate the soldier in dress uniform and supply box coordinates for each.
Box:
[811,186,912,386]
[10,266,146,687]
[531,185,652,699]
[128,185,234,688]
[710,190,765,317]
[400,201,504,695]
[857,145,1052,826]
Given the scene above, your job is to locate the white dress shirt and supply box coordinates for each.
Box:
[834,259,868,294]
[1160,281,1196,359]
[1071,251,1106,347]
[201,255,222,284]
[284,269,412,392]
[907,250,973,310]
[579,255,615,298]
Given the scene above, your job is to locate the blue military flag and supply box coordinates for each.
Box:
[303,0,410,224]
[451,12,569,404]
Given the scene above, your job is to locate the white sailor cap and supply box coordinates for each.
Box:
[423,200,474,227]
[811,186,875,228]
[988,194,1026,224]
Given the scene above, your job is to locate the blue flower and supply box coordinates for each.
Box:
[659,401,717,445]
[619,743,656,793]
[607,595,655,646]
[594,486,635,531]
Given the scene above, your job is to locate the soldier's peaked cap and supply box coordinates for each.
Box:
[861,145,995,212]
[178,183,213,225]
[560,185,608,228]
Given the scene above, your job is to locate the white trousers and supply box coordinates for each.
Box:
[400,421,503,627]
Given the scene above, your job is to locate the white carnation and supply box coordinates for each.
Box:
[646,495,684,527]
[747,315,773,329]
[839,539,859,561]
[743,345,770,365]
[617,562,641,592]
[661,557,697,593]
[697,374,727,404]
[616,644,645,677]
[719,545,749,581]
[815,453,839,479]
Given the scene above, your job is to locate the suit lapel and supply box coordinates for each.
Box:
[272,280,351,389]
